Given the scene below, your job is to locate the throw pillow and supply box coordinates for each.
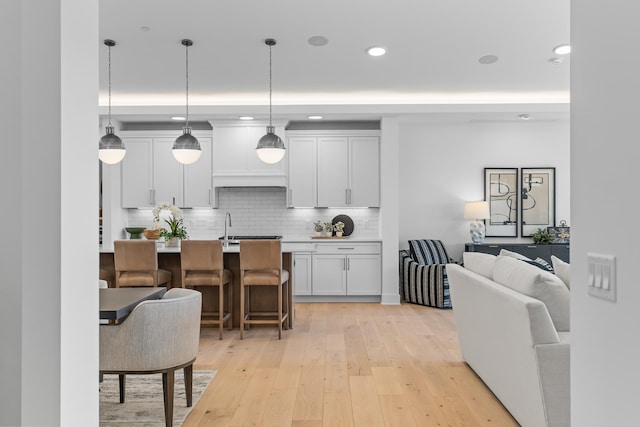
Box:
[523,257,554,272]
[499,248,532,261]
[462,252,496,279]
[551,255,571,289]
[493,256,570,332]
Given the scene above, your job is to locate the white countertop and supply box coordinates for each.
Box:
[100,236,382,254]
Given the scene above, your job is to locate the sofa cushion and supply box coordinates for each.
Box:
[524,257,554,272]
[408,239,450,265]
[499,248,531,260]
[551,255,571,289]
[493,256,570,332]
[462,252,496,279]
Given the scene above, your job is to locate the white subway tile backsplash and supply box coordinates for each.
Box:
[127,187,379,239]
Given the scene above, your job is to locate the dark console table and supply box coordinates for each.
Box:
[465,243,570,264]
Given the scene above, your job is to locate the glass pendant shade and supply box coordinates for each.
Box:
[98,125,126,164]
[256,126,286,164]
[172,127,201,165]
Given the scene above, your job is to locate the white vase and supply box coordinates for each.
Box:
[165,237,180,247]
[336,231,343,237]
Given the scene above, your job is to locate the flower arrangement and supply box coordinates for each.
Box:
[153,202,188,240]
[334,221,345,233]
[313,220,324,233]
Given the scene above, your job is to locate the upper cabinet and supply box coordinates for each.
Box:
[211,121,287,187]
[120,131,213,208]
[287,130,380,208]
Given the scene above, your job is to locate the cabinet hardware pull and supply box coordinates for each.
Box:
[149,189,153,205]
[343,258,346,270]
[208,188,212,205]
[347,258,350,270]
[345,189,349,204]
[338,247,355,250]
[527,245,537,248]
[172,196,175,205]
[348,188,352,205]
[152,189,156,205]
[488,245,498,248]
[289,188,293,206]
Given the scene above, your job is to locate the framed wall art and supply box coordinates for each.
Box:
[484,168,518,237]
[521,167,556,237]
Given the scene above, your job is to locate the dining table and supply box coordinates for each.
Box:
[99,287,167,323]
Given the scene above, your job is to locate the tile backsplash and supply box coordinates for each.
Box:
[127,187,380,239]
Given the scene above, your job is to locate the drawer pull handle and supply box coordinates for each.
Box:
[338,247,355,250]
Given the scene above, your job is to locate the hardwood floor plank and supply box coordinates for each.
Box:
[187,302,518,427]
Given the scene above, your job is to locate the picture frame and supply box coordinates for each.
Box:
[484,168,518,237]
[521,167,556,237]
[548,220,570,243]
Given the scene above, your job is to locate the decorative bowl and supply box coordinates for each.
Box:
[125,227,146,239]
[143,229,161,240]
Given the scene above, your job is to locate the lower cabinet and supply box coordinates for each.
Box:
[292,252,312,296]
[310,242,381,296]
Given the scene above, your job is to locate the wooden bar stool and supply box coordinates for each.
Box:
[180,240,233,339]
[239,240,289,340]
[114,240,172,287]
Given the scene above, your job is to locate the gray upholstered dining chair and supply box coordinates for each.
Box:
[99,288,202,427]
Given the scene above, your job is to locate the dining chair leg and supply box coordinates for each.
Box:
[240,281,245,340]
[184,364,193,407]
[278,283,282,340]
[118,374,126,403]
[162,369,175,427]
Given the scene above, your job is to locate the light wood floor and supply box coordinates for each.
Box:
[183,302,518,427]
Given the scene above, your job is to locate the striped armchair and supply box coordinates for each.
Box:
[399,239,453,309]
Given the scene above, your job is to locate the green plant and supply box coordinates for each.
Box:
[324,221,334,233]
[531,228,553,244]
[313,220,324,232]
[334,221,345,232]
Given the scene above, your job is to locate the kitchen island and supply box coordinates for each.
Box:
[99,242,296,329]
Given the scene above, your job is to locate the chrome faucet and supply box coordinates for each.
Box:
[223,211,232,246]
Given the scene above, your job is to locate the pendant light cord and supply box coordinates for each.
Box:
[269,42,273,127]
[107,43,112,127]
[185,42,190,128]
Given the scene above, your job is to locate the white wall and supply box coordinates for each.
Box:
[571,2,640,425]
[398,119,570,261]
[0,1,99,425]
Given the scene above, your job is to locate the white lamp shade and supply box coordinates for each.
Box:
[99,148,126,164]
[464,201,490,220]
[256,147,286,164]
[172,148,202,165]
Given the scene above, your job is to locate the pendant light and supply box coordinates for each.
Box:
[99,39,126,164]
[256,38,286,164]
[172,39,201,165]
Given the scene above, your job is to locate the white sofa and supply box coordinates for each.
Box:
[447,253,570,427]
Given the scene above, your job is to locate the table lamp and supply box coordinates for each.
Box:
[464,201,490,244]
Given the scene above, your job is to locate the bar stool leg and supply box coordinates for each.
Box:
[278,282,282,340]
[240,281,245,340]
[218,282,224,340]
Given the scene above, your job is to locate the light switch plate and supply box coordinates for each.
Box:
[587,253,616,302]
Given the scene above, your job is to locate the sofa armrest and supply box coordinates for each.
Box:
[535,336,570,427]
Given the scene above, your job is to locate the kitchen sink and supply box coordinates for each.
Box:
[218,235,282,244]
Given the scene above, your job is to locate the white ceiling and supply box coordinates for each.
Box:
[99,0,570,123]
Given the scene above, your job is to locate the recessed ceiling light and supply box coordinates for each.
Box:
[367,46,386,57]
[171,116,186,121]
[478,55,498,65]
[308,36,328,47]
[553,44,571,55]
[308,115,323,120]
[518,114,531,120]
[239,116,254,121]
[549,57,563,65]
[139,26,151,32]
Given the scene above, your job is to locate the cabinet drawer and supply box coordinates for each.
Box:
[313,242,380,254]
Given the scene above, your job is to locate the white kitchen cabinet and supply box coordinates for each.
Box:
[349,136,380,207]
[317,137,350,207]
[287,136,317,207]
[211,122,287,187]
[293,252,313,296]
[311,242,381,296]
[120,131,213,208]
[121,138,154,208]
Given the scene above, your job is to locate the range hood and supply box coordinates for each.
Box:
[212,172,287,188]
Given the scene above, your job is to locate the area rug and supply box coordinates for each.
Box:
[100,370,216,427]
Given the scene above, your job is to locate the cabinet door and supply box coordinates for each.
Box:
[347,254,382,295]
[293,252,313,296]
[312,255,347,295]
[121,138,153,208]
[183,137,213,207]
[349,136,380,207]
[153,138,183,206]
[213,125,287,175]
[288,137,316,207]
[317,137,349,207]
